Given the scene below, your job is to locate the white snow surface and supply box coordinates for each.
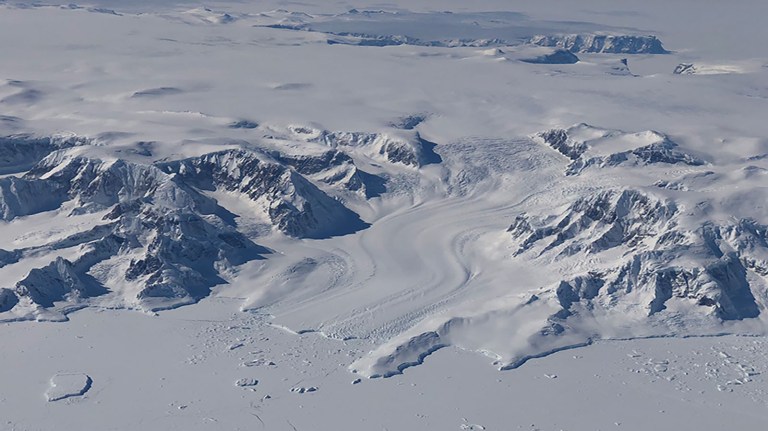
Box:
[2,0,768,429]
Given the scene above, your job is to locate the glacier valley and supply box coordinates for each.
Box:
[1,1,768,430]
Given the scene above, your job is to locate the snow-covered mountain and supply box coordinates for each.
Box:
[4,2,768,430]
[1,0,767,389]
[0,129,406,319]
[254,9,670,54]
[350,123,768,378]
[528,34,667,54]
[534,124,705,175]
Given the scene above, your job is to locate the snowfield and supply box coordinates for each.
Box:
[1,0,768,430]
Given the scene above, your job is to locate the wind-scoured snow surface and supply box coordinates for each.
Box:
[2,0,768,429]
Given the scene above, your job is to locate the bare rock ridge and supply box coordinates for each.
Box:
[534,124,705,175]
[674,63,697,74]
[157,149,369,238]
[519,49,579,64]
[508,189,678,257]
[509,189,762,321]
[279,126,443,167]
[258,9,669,54]
[0,134,87,175]
[389,114,429,130]
[529,34,668,54]
[270,149,386,199]
[323,32,668,53]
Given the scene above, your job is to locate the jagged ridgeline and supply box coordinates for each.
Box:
[528,34,667,54]
[509,190,763,322]
[0,129,438,320]
[522,124,765,322]
[351,123,768,378]
[264,9,670,53]
[534,124,705,175]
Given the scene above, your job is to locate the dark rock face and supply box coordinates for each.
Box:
[0,144,371,315]
[565,140,705,175]
[536,128,587,160]
[674,63,697,75]
[520,49,580,65]
[389,114,429,130]
[15,258,91,308]
[0,288,19,312]
[1,124,415,318]
[271,148,386,197]
[228,120,259,129]
[312,131,442,167]
[0,134,87,175]
[510,189,764,324]
[535,126,705,175]
[273,149,353,176]
[510,189,677,256]
[529,34,669,54]
[325,31,509,48]
[549,249,761,322]
[158,150,369,238]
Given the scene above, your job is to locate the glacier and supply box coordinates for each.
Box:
[1,1,768,430]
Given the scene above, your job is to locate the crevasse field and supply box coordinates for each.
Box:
[1,1,768,430]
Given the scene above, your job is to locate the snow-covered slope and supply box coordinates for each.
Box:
[3,1,768,430]
[534,124,705,175]
[348,123,768,377]
[1,0,768,393]
[0,141,374,319]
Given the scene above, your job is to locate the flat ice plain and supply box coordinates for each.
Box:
[1,0,768,430]
[3,298,768,430]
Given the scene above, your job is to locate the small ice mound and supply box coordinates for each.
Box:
[0,288,18,313]
[59,4,121,16]
[479,48,505,57]
[0,88,43,105]
[228,120,259,129]
[272,82,312,91]
[290,386,318,394]
[131,87,184,98]
[0,115,23,132]
[389,113,429,130]
[45,373,92,402]
[183,7,237,24]
[241,358,276,367]
[234,378,258,387]
[460,418,486,430]
[519,48,579,65]
[606,58,633,76]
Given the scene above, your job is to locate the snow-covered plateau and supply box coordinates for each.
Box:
[2,1,768,430]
